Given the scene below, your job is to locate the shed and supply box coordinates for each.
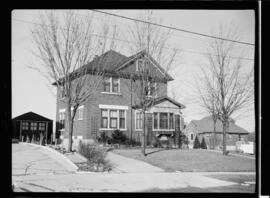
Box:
[12,112,53,144]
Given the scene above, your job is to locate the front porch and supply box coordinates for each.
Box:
[132,96,186,147]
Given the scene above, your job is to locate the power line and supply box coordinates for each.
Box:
[91,9,255,47]
[12,18,254,61]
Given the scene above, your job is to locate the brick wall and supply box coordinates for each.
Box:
[55,73,168,141]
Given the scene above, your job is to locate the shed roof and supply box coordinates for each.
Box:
[12,112,53,122]
[190,116,249,134]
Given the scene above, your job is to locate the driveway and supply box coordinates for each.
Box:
[12,143,77,176]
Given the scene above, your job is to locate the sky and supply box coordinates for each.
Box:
[12,9,255,132]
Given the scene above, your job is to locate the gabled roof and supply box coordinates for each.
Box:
[190,116,249,134]
[12,112,53,122]
[132,95,186,110]
[115,50,174,81]
[53,50,174,85]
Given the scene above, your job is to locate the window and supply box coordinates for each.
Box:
[135,111,143,130]
[78,106,84,120]
[100,109,127,130]
[119,110,125,129]
[110,110,118,129]
[101,109,108,128]
[30,122,37,131]
[38,123,46,131]
[22,122,29,130]
[169,113,174,129]
[59,86,65,99]
[59,110,65,130]
[103,77,111,92]
[159,113,168,129]
[102,77,120,93]
[191,134,194,140]
[137,59,144,72]
[153,112,174,130]
[153,113,158,129]
[112,77,119,93]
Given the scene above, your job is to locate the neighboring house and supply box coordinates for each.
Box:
[184,116,249,149]
[12,111,53,144]
[54,50,186,145]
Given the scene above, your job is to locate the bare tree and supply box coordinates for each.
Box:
[126,11,180,156]
[30,10,118,152]
[196,23,254,155]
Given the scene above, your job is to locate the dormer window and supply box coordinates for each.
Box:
[102,77,120,93]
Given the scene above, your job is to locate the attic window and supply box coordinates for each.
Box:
[136,59,149,72]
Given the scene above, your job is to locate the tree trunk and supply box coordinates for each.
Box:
[66,100,73,152]
[142,110,146,156]
[222,120,227,155]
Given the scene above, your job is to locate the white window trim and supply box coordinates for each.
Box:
[102,77,121,94]
[59,109,66,113]
[99,104,128,110]
[78,105,84,120]
[152,112,175,131]
[135,110,143,131]
[99,108,127,131]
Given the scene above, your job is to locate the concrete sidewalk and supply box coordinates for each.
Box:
[13,172,237,192]
[106,152,164,173]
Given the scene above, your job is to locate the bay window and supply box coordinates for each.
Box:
[153,112,175,130]
[153,112,158,129]
[160,113,168,129]
[169,113,174,129]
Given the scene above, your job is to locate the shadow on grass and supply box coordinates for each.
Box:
[145,148,176,156]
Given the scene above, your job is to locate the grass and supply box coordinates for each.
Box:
[113,148,255,172]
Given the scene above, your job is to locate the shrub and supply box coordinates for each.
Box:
[125,138,141,147]
[193,135,200,149]
[78,140,112,172]
[97,131,110,146]
[200,137,207,149]
[111,130,127,145]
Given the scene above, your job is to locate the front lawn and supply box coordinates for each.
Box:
[113,148,255,172]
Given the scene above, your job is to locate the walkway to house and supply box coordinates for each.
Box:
[106,152,164,173]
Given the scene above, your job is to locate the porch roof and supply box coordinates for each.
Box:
[132,96,186,110]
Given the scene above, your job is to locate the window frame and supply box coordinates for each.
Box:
[102,77,120,94]
[100,108,127,131]
[78,105,84,120]
[152,112,175,131]
[135,110,144,131]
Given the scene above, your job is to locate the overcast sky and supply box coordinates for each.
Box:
[12,9,255,132]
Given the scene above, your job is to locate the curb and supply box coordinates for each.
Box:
[21,143,78,172]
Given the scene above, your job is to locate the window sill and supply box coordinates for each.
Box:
[101,92,122,96]
[99,128,127,131]
[78,119,83,121]
[153,129,175,131]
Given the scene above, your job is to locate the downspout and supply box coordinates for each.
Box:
[130,75,133,144]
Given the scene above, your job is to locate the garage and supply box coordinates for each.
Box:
[12,111,53,144]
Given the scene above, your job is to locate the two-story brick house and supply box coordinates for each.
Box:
[55,50,186,146]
